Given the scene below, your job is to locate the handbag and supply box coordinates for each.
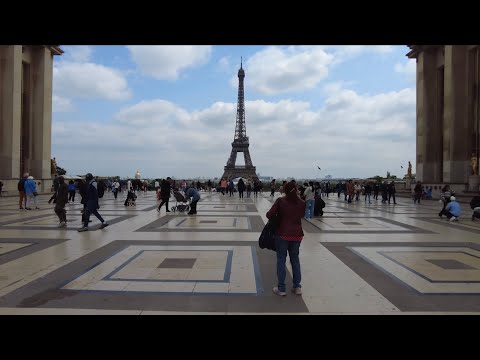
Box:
[259,200,280,251]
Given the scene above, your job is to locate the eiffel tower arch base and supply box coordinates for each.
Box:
[222,167,258,182]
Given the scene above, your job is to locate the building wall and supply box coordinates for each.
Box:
[413,45,480,187]
[0,45,60,194]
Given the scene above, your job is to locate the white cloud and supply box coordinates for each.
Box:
[395,60,416,82]
[52,85,416,179]
[237,46,334,95]
[62,46,93,62]
[330,45,395,64]
[52,95,74,112]
[53,62,131,100]
[127,46,212,80]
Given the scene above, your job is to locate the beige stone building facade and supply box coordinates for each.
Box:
[407,45,480,193]
[0,45,62,193]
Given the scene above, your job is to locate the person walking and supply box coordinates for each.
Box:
[157,177,172,213]
[414,181,422,204]
[78,173,109,232]
[270,179,276,197]
[246,178,252,198]
[113,179,120,199]
[54,176,69,227]
[228,180,235,197]
[266,181,306,297]
[388,181,397,204]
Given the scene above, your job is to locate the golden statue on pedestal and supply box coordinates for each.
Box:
[51,157,57,176]
[407,161,412,179]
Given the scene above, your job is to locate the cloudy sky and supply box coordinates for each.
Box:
[52,45,417,180]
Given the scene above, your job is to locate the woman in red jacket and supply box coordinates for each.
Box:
[266,181,306,296]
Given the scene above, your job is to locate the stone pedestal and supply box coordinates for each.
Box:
[405,178,412,191]
[468,175,480,192]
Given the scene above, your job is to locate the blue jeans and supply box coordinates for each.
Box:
[305,199,315,219]
[275,236,301,292]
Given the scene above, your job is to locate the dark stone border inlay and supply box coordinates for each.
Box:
[0,214,136,232]
[135,215,264,233]
[322,241,480,312]
[302,216,433,234]
[0,238,69,266]
[0,240,308,313]
[411,217,480,234]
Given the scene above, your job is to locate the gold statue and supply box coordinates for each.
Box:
[51,157,57,175]
[471,153,478,175]
[407,161,412,179]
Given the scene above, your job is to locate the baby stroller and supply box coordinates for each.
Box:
[124,190,137,206]
[171,190,190,212]
[470,196,480,221]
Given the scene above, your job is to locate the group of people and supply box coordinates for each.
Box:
[334,180,397,204]
[45,173,109,231]
[156,177,201,215]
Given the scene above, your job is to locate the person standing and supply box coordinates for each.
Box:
[24,176,40,210]
[207,179,212,193]
[157,177,172,213]
[220,178,227,195]
[364,181,372,204]
[373,181,380,201]
[414,181,422,204]
[185,186,201,215]
[54,176,69,227]
[228,180,234,197]
[237,178,246,199]
[266,181,306,297]
[346,180,354,204]
[253,180,261,197]
[127,179,132,192]
[17,172,29,209]
[246,178,252,198]
[303,181,315,220]
[78,173,109,232]
[68,180,76,203]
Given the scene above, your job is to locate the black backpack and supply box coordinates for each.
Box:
[97,180,105,198]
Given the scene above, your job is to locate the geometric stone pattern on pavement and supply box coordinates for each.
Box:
[1,191,479,314]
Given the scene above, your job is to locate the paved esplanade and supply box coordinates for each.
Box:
[0,190,479,314]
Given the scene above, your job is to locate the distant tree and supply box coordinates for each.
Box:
[372,175,383,182]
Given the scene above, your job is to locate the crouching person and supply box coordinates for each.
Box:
[185,186,201,215]
[54,176,69,227]
[440,196,462,222]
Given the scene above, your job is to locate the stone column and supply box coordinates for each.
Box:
[417,48,442,183]
[0,45,22,179]
[30,47,53,180]
[443,45,469,184]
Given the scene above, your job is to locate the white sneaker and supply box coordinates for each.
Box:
[58,221,65,227]
[449,216,457,222]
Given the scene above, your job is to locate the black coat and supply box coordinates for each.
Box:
[160,180,171,200]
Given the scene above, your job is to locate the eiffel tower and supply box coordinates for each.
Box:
[222,59,258,181]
